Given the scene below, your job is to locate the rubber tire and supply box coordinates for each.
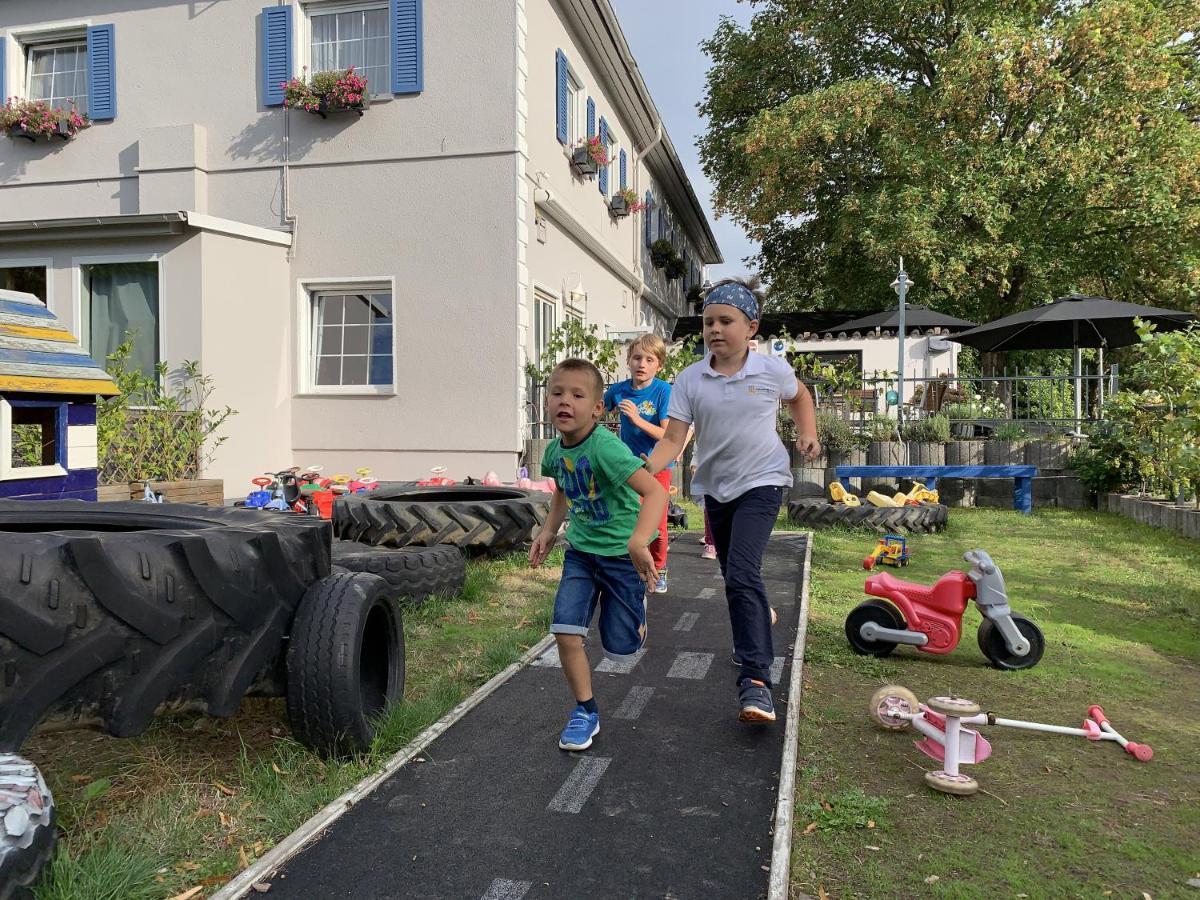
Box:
[331,541,465,608]
[845,599,905,657]
[285,572,404,757]
[978,615,1045,671]
[0,756,56,900]
[333,485,551,556]
[0,501,331,751]
[926,696,981,717]
[868,685,920,730]
[787,499,948,533]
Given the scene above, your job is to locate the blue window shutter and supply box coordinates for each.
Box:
[598,117,609,194]
[260,7,292,107]
[555,50,568,144]
[86,25,117,120]
[391,0,423,94]
[586,97,595,139]
[644,192,654,247]
[619,150,627,190]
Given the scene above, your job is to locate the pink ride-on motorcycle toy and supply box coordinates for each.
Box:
[845,549,1045,670]
[869,685,1153,797]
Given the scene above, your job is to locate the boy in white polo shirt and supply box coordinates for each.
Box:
[646,278,819,723]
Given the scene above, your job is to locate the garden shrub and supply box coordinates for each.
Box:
[816,411,856,453]
[901,414,950,443]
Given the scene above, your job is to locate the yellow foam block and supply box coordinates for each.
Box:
[867,490,900,508]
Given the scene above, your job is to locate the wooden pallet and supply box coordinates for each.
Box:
[96,479,224,506]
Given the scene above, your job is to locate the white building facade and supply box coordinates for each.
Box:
[0,0,720,491]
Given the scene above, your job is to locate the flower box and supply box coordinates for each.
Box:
[284,67,370,120]
[609,195,630,217]
[2,99,89,141]
[311,93,369,118]
[570,146,598,177]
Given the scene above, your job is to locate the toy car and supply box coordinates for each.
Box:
[863,534,910,570]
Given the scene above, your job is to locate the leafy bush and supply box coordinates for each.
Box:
[524,318,620,383]
[901,414,950,443]
[991,422,1029,441]
[866,413,898,442]
[816,411,856,453]
[661,335,701,382]
[650,239,677,270]
[98,341,236,484]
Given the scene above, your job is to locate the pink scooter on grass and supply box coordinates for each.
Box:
[869,685,1153,796]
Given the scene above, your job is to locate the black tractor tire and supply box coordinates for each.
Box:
[331,541,465,608]
[285,572,404,756]
[0,755,56,900]
[333,485,551,556]
[0,501,331,751]
[787,499,948,533]
[978,615,1045,671]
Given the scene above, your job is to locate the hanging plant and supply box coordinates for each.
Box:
[665,256,687,280]
[609,187,647,218]
[283,66,370,117]
[650,238,676,269]
[570,136,609,178]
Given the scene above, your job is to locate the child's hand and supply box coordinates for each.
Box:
[627,540,658,585]
[618,399,643,423]
[529,530,557,568]
[795,433,822,462]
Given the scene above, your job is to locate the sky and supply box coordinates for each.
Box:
[608,0,755,282]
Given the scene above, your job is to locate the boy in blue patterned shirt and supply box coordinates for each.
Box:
[529,358,667,751]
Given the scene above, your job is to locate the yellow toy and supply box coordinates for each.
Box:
[829,482,861,507]
[906,482,940,504]
[863,534,911,570]
[867,490,901,508]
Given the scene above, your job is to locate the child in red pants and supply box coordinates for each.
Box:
[604,334,673,592]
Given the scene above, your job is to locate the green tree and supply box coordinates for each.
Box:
[699,0,1200,322]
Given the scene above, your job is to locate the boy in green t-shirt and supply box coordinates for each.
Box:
[529,358,667,751]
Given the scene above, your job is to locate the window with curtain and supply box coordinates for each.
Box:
[0,266,47,302]
[27,40,88,110]
[311,290,393,388]
[80,262,160,380]
[309,5,389,96]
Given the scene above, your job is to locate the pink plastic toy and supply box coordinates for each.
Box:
[870,685,1153,797]
[418,465,457,487]
[482,470,502,486]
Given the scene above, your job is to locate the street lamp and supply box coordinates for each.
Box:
[890,258,914,428]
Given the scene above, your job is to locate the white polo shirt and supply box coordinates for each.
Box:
[669,352,797,503]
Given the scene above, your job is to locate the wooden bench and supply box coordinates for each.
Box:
[835,465,1038,514]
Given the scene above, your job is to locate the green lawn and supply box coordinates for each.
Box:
[792,508,1200,899]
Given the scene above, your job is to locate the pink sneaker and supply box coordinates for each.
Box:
[701,544,717,560]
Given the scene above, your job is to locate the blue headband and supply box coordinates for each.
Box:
[703,283,759,320]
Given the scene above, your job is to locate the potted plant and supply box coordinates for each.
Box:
[665,256,687,281]
[686,284,704,311]
[2,99,90,141]
[650,238,676,269]
[283,67,370,118]
[570,136,608,178]
[940,400,978,438]
[609,187,646,218]
[984,421,1029,465]
[901,414,950,466]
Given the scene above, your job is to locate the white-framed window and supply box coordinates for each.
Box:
[26,37,88,110]
[566,68,583,144]
[0,262,49,305]
[77,259,162,382]
[534,290,557,366]
[300,281,395,394]
[0,398,68,482]
[304,2,390,97]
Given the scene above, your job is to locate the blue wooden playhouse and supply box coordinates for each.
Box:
[0,288,118,501]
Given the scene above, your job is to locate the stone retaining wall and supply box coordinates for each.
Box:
[1106,493,1200,539]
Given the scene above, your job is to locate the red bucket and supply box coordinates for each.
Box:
[311,490,336,520]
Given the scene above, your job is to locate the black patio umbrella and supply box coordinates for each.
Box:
[953,294,1196,431]
[829,305,978,334]
[952,294,1195,352]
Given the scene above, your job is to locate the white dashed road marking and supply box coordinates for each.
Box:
[673,612,699,632]
[770,656,786,685]
[698,587,717,599]
[595,648,646,675]
[481,879,533,900]
[667,651,714,680]
[548,757,611,814]
[531,645,561,668]
[613,686,655,721]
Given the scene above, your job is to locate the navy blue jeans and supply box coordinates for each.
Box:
[705,485,783,686]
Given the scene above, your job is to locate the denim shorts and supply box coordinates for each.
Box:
[551,547,647,658]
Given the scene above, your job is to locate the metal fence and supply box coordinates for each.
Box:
[804,368,1121,432]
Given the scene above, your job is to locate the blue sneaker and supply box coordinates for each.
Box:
[654,572,668,594]
[737,678,776,723]
[558,705,600,751]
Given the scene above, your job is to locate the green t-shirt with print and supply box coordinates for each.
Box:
[541,425,657,557]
